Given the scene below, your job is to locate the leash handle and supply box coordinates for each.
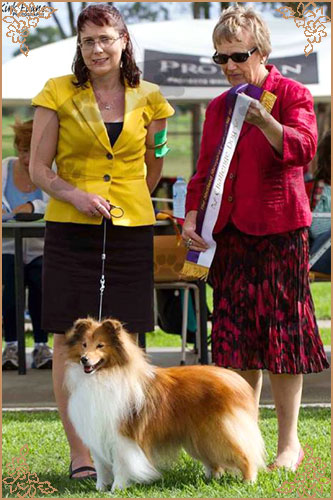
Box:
[98,217,107,321]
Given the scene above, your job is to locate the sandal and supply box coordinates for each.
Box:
[69,461,97,480]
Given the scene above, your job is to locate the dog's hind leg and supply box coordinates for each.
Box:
[111,436,161,491]
[203,464,225,479]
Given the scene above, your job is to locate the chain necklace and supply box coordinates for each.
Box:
[93,87,123,111]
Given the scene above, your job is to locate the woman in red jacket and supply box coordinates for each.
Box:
[183,5,329,471]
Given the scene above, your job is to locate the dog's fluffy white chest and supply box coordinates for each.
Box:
[66,364,145,457]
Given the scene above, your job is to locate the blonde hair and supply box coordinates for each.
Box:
[12,119,33,150]
[213,5,271,59]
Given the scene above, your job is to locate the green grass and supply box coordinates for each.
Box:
[2,408,331,498]
[311,283,332,319]
[319,328,331,347]
[146,329,182,348]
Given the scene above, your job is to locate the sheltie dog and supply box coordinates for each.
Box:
[65,317,266,492]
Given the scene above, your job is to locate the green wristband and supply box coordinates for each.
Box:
[154,128,170,158]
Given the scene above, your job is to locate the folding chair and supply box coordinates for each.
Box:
[309,213,331,282]
[154,282,201,365]
[153,197,201,364]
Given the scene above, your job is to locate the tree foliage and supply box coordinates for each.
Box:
[13,26,62,56]
[192,2,211,19]
[120,2,169,22]
[277,1,331,18]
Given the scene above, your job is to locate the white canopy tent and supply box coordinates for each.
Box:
[2,17,331,106]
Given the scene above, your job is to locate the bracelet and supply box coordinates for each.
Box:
[146,140,168,150]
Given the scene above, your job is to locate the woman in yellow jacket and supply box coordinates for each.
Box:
[30,4,174,479]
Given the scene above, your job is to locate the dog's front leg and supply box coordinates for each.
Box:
[111,456,131,492]
[111,436,160,492]
[91,453,113,491]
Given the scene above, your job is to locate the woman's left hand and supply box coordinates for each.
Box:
[244,97,271,130]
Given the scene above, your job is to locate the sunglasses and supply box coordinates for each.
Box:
[212,47,257,65]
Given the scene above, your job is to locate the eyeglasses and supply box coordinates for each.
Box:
[212,47,257,65]
[78,35,123,52]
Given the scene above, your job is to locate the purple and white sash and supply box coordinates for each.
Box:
[182,83,276,280]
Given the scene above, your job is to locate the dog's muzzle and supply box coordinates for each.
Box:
[80,355,104,374]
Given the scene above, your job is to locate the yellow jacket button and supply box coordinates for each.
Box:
[106,153,113,159]
[228,195,233,202]
[103,174,111,182]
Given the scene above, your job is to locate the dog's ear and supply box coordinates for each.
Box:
[66,317,94,346]
[101,318,123,337]
[101,319,130,365]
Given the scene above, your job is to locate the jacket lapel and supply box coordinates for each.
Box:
[72,84,111,152]
[112,82,137,152]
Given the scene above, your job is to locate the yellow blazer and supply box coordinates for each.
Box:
[32,75,174,226]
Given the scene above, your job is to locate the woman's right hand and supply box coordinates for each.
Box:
[182,210,209,252]
[72,190,111,219]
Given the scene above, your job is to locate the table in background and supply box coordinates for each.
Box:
[2,220,208,375]
[3,221,45,374]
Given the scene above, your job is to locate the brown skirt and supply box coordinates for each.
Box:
[42,221,154,334]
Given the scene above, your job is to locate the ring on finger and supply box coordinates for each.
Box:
[185,238,193,249]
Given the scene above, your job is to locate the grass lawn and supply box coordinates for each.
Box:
[2,408,331,498]
[311,283,332,319]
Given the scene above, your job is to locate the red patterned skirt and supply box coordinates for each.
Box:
[210,224,329,374]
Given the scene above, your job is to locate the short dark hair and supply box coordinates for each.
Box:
[315,129,331,184]
[12,119,33,150]
[72,3,141,88]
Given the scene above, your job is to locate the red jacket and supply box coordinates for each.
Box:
[186,65,317,235]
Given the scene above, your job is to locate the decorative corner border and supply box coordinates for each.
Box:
[276,445,330,497]
[275,1,331,56]
[2,0,58,57]
[2,444,58,497]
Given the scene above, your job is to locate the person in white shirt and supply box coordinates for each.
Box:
[2,119,52,370]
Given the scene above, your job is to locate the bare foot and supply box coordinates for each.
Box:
[269,445,303,471]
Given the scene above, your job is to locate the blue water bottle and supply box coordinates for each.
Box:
[172,176,187,219]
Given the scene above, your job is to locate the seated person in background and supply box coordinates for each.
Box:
[2,119,52,370]
[309,129,331,275]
